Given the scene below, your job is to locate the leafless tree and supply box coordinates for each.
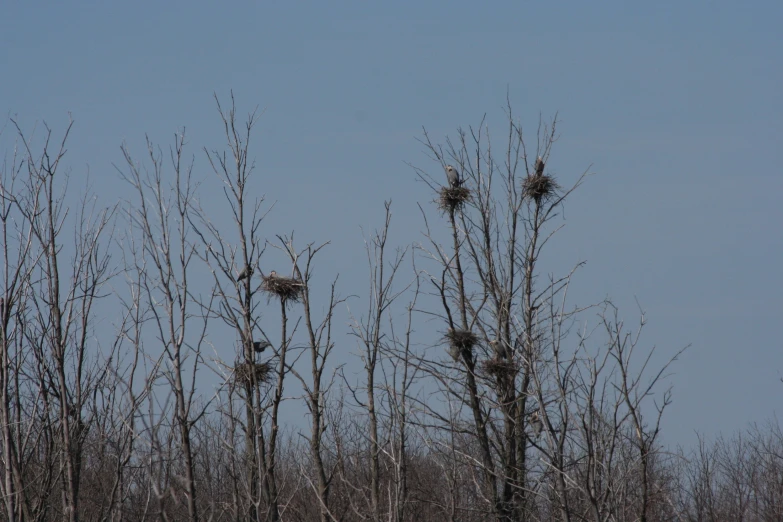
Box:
[7,117,116,522]
[1,120,42,522]
[378,255,420,522]
[408,104,686,522]
[666,422,783,521]
[191,92,284,521]
[118,130,211,522]
[268,235,344,522]
[411,106,583,520]
[342,201,419,522]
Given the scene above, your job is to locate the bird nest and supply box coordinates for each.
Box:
[481,357,518,379]
[234,362,272,388]
[438,186,471,212]
[445,328,478,361]
[262,273,303,302]
[522,174,559,203]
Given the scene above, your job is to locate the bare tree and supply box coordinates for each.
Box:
[9,117,115,522]
[192,92,279,521]
[270,236,343,522]
[0,120,42,522]
[343,201,417,521]
[118,130,210,522]
[408,105,686,522]
[379,252,421,522]
[412,107,581,520]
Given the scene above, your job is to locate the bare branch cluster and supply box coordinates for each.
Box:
[1,97,752,522]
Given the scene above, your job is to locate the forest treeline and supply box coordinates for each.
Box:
[1,96,781,522]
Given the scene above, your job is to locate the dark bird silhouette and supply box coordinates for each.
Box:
[253,340,271,353]
[534,156,545,177]
[445,165,462,188]
[237,265,253,281]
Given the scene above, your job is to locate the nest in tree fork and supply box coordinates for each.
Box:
[522,174,559,203]
[438,186,471,212]
[262,273,303,302]
[234,362,272,387]
[445,328,478,360]
[481,357,518,379]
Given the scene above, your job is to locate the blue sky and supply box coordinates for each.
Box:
[2,1,782,447]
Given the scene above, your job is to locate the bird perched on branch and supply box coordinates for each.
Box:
[237,265,253,281]
[489,339,508,359]
[253,340,271,353]
[446,328,461,361]
[445,165,462,188]
[529,411,543,439]
[534,156,545,177]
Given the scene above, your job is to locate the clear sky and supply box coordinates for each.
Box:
[2,1,782,448]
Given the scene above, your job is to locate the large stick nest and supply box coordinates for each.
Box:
[522,174,560,203]
[262,273,304,302]
[234,362,272,388]
[481,357,518,379]
[438,186,471,212]
[445,328,478,361]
